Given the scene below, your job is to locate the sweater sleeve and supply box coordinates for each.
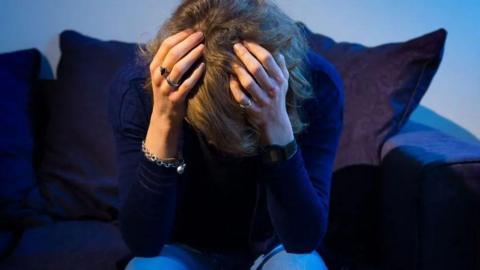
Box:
[108,73,180,258]
[259,51,345,253]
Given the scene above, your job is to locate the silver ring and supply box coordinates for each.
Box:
[239,98,252,109]
[166,76,181,89]
[159,66,170,77]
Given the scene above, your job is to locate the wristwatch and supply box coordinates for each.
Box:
[260,138,298,165]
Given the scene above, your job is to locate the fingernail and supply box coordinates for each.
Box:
[233,43,242,51]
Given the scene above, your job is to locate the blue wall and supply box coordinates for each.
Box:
[0,0,478,141]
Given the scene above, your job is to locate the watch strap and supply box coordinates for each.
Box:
[261,138,297,165]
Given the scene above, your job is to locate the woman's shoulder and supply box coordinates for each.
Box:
[303,49,345,122]
[108,61,153,138]
[306,49,344,93]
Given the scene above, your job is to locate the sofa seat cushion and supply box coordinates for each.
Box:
[0,221,130,270]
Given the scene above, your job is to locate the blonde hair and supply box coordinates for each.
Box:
[140,0,315,157]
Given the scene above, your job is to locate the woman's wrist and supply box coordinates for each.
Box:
[145,114,182,159]
[260,116,294,146]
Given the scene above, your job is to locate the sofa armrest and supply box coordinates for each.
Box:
[379,121,480,270]
[381,121,480,165]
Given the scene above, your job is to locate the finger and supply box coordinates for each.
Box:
[229,75,259,112]
[242,41,285,83]
[162,31,204,73]
[277,53,289,81]
[233,42,274,93]
[169,62,206,102]
[167,43,205,83]
[231,62,269,106]
[149,29,194,74]
[228,74,247,104]
[151,62,165,87]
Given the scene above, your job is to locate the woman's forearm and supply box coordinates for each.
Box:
[119,114,182,257]
[260,147,328,254]
[119,164,178,257]
[144,111,182,159]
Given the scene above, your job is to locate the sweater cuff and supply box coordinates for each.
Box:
[137,153,179,190]
[260,146,304,181]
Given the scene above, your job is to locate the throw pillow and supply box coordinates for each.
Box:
[299,23,447,169]
[34,30,138,220]
[0,49,41,228]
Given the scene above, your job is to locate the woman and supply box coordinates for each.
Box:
[109,0,344,269]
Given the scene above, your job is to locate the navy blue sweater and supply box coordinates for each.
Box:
[108,49,344,258]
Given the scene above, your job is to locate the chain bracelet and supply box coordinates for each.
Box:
[141,140,186,174]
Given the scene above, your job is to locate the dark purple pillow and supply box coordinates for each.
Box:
[0,49,41,227]
[299,23,447,169]
[34,30,138,220]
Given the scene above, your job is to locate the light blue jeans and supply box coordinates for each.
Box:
[125,243,328,270]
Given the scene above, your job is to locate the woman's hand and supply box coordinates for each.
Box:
[144,29,206,158]
[149,29,205,129]
[230,41,294,146]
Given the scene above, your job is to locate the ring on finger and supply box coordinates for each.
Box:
[166,76,181,90]
[239,98,253,109]
[159,66,170,77]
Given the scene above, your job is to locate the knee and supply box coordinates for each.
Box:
[259,249,328,270]
[125,256,189,270]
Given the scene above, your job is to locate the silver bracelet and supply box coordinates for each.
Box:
[141,140,186,174]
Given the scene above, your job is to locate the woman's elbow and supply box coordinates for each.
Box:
[120,225,166,258]
[282,205,328,254]
[119,213,166,258]
[282,225,326,254]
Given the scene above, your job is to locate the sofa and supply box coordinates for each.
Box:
[0,22,479,270]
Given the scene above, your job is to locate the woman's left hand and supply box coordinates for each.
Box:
[230,41,294,146]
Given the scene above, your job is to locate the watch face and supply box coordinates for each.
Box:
[269,147,283,163]
[263,145,284,164]
[261,139,297,165]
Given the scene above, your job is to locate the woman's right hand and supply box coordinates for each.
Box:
[144,29,206,159]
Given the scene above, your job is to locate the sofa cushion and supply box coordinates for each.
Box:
[34,31,138,220]
[0,221,130,270]
[0,49,41,228]
[300,23,447,170]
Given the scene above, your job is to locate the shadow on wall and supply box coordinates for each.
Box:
[38,34,60,79]
[410,105,479,143]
